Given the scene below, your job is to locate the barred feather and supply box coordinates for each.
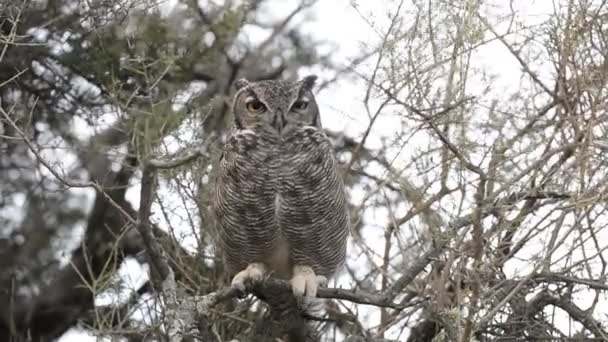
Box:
[213,125,349,278]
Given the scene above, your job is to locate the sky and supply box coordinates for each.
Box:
[53,0,608,340]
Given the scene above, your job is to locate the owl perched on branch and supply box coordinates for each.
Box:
[211,76,349,339]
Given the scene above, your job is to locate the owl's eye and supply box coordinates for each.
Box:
[292,100,309,111]
[246,100,266,114]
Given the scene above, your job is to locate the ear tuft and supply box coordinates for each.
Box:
[300,75,318,91]
[234,79,250,90]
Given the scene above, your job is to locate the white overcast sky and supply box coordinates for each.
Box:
[57,0,604,341]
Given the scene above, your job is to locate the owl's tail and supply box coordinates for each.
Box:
[255,289,324,342]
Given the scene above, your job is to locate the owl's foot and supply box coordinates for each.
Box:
[231,262,267,291]
[290,265,327,298]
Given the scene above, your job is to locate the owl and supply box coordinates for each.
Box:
[211,75,349,302]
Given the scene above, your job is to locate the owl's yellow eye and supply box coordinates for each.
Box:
[292,100,309,111]
[246,100,266,113]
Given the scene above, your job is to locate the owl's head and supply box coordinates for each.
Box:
[230,76,320,134]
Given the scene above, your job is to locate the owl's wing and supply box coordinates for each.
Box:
[278,126,349,277]
[212,130,278,274]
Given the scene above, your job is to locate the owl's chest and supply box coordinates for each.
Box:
[226,131,318,206]
[266,227,292,278]
[231,136,297,176]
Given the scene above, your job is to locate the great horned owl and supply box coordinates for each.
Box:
[211,75,349,306]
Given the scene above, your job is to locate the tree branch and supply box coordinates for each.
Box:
[195,277,418,318]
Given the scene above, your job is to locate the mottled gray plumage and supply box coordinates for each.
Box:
[210,76,349,340]
[212,75,348,279]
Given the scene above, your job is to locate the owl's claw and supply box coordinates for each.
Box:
[231,262,266,291]
[290,265,326,298]
[317,274,328,288]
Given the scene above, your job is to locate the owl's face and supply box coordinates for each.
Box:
[231,76,321,134]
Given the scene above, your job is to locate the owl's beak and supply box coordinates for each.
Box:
[272,112,287,133]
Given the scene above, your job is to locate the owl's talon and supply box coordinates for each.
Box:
[231,262,266,291]
[317,275,328,288]
[290,265,323,298]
